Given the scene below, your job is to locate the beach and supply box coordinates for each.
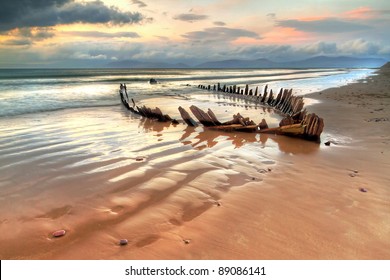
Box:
[0,67,389,260]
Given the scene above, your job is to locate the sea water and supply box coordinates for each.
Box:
[0,68,374,118]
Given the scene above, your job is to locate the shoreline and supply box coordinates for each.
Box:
[0,67,389,259]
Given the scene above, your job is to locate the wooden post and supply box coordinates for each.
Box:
[260,90,268,103]
[267,89,274,105]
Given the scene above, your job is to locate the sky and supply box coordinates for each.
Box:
[0,0,389,67]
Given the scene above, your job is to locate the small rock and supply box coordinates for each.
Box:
[183,239,191,244]
[119,239,128,246]
[353,170,359,174]
[252,177,256,180]
[324,141,331,146]
[135,156,144,161]
[359,188,368,193]
[349,173,357,177]
[267,168,272,172]
[216,202,221,207]
[52,229,66,238]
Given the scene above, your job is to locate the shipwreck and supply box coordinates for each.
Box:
[119,82,324,142]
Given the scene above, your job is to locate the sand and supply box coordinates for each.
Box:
[0,66,389,260]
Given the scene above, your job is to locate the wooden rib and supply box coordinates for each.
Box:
[207,108,222,125]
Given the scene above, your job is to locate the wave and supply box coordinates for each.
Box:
[0,68,344,84]
[0,102,120,118]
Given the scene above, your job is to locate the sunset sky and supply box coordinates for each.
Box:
[0,0,389,67]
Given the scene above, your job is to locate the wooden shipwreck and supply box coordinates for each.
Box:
[119,82,324,142]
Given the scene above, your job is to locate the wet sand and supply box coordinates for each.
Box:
[0,66,389,259]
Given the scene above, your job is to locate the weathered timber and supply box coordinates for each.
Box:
[121,82,325,142]
[179,106,198,126]
[259,124,306,136]
[183,104,323,141]
[119,85,177,124]
[267,89,274,105]
[209,124,258,133]
[190,105,216,126]
[260,90,268,103]
[207,108,222,125]
[258,119,269,130]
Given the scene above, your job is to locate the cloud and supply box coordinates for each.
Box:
[231,40,389,62]
[344,7,390,19]
[2,27,55,46]
[173,13,209,22]
[182,27,261,43]
[266,13,276,20]
[63,31,140,38]
[277,18,371,33]
[213,21,226,26]
[2,38,32,46]
[131,0,147,8]
[11,27,56,40]
[2,37,389,68]
[300,41,338,55]
[0,0,145,31]
[339,38,381,55]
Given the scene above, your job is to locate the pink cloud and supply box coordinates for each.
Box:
[344,7,377,19]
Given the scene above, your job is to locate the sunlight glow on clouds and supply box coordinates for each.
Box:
[0,0,388,67]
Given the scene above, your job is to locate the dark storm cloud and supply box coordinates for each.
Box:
[173,13,209,22]
[182,27,260,43]
[0,0,145,31]
[276,18,371,33]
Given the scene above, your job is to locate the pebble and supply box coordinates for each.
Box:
[135,156,144,161]
[349,173,357,177]
[267,168,272,172]
[119,239,128,246]
[359,188,368,193]
[216,202,221,207]
[52,229,66,238]
[324,141,331,146]
[183,239,191,244]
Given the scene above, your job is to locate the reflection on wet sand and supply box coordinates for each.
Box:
[140,118,175,133]
[179,126,320,154]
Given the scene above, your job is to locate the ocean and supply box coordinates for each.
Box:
[0,68,374,117]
